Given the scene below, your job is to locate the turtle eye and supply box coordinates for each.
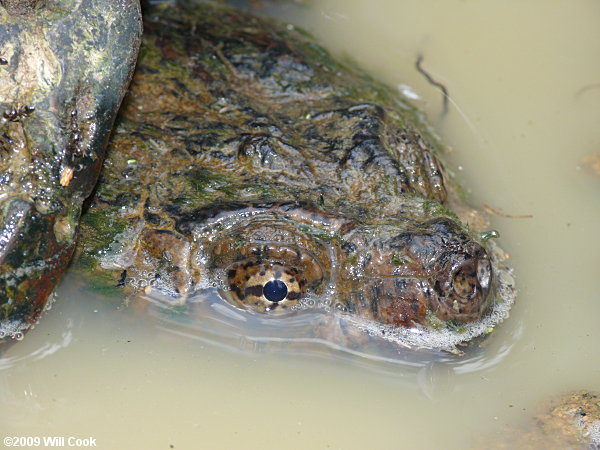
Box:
[224,260,305,313]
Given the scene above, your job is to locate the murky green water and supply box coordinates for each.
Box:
[1,1,600,448]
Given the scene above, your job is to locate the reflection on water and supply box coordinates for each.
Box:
[1,0,600,448]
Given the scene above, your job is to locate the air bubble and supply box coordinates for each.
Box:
[14,331,24,341]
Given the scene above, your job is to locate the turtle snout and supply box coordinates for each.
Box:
[429,244,494,323]
[341,217,495,327]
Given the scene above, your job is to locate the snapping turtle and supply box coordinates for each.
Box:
[69,1,514,352]
[2,0,514,351]
[0,0,142,342]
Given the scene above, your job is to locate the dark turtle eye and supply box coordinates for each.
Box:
[223,260,305,313]
[263,279,288,302]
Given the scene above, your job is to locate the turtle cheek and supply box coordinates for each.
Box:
[430,248,494,323]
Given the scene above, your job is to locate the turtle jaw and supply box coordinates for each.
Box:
[369,249,494,327]
[338,217,495,327]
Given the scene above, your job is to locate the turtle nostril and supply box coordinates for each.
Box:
[477,256,492,290]
[452,253,492,300]
[263,279,288,302]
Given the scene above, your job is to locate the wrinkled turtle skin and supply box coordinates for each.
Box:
[0,0,142,343]
[73,1,507,348]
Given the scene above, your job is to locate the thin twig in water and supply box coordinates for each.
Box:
[483,203,533,219]
[415,53,449,118]
[575,83,600,98]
